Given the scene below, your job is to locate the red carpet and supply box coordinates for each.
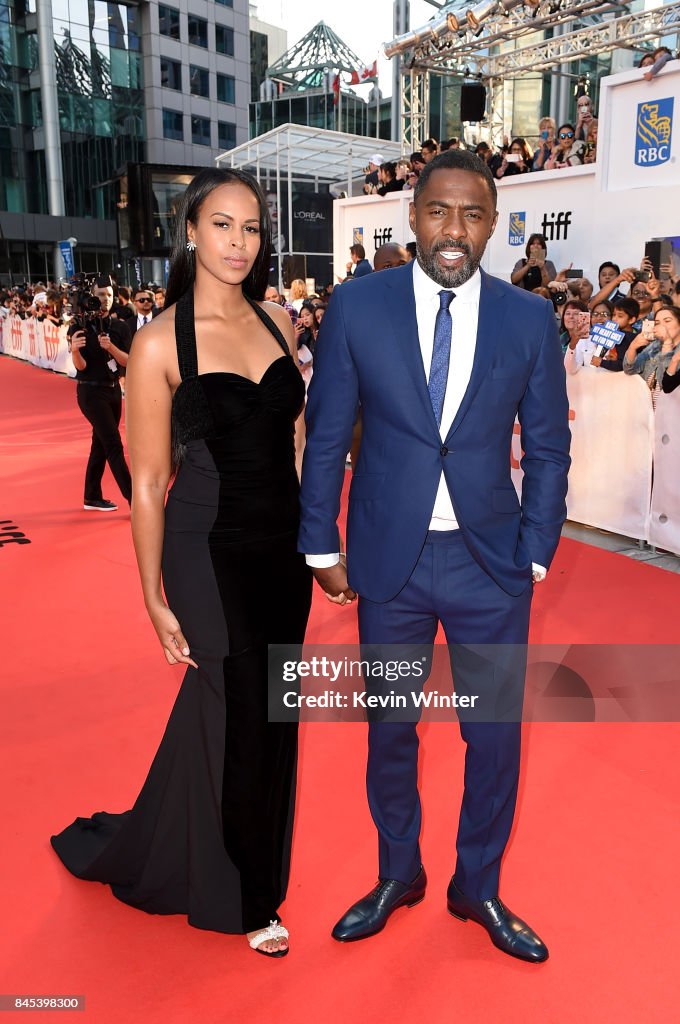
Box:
[1,355,679,1022]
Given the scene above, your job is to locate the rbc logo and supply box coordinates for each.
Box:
[635,98,673,167]
[508,211,525,246]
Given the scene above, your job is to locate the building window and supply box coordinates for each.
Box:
[218,121,236,150]
[190,65,210,98]
[215,24,234,56]
[160,57,182,91]
[188,15,208,48]
[158,5,180,40]
[216,74,235,104]
[192,116,212,146]
[163,109,184,141]
[215,0,233,6]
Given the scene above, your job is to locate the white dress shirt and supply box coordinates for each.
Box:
[413,258,479,530]
[137,313,150,329]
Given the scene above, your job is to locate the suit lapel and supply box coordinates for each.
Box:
[383,262,441,439]
[444,269,507,442]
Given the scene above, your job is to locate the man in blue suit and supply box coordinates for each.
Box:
[298,149,570,963]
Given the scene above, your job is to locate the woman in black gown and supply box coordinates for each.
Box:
[51,168,312,957]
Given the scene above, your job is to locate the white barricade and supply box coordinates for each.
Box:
[649,389,680,554]
[0,315,75,376]
[512,369,680,555]
[564,369,654,542]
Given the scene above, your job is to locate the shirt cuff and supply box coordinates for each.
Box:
[305,553,340,569]
[531,562,547,582]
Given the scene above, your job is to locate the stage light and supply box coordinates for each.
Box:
[466,1,499,31]
[384,11,460,57]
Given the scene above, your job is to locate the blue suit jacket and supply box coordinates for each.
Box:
[298,262,571,602]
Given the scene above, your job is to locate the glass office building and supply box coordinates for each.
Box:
[0,0,250,284]
[250,88,391,141]
[0,0,144,280]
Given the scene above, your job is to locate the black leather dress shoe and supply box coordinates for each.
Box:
[446,879,549,963]
[332,868,427,942]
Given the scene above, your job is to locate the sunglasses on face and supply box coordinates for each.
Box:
[559,131,574,140]
[137,297,153,303]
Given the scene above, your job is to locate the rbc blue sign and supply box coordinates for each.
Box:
[635,98,673,167]
[508,211,525,246]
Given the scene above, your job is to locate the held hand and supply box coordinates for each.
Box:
[620,268,636,284]
[590,355,603,367]
[98,333,112,351]
[646,273,661,299]
[312,559,356,606]
[556,263,572,282]
[147,601,199,669]
[70,330,86,351]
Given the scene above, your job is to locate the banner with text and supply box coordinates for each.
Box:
[0,316,75,376]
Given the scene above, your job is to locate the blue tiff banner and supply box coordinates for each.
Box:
[59,240,75,278]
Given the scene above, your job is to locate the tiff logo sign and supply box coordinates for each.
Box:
[0,520,31,548]
[540,211,572,241]
[373,227,393,248]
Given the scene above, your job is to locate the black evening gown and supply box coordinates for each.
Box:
[51,290,312,934]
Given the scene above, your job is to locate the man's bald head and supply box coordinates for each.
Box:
[373,243,409,272]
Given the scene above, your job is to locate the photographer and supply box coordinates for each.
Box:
[511,233,556,290]
[69,276,132,512]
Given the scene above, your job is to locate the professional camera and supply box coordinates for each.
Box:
[67,274,110,334]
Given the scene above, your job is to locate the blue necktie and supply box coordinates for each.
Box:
[428,290,455,427]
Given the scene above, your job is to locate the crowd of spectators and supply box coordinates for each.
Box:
[362,47,676,199]
[504,237,680,391]
[0,280,166,331]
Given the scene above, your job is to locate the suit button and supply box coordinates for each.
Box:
[440,445,449,456]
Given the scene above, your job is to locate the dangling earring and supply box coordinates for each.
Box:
[186,239,196,252]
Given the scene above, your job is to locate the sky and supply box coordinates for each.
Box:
[253,0,439,97]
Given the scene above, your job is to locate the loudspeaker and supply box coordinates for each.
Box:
[460,83,486,123]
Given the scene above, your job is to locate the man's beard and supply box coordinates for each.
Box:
[415,239,482,289]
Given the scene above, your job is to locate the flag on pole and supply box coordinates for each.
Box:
[349,59,378,84]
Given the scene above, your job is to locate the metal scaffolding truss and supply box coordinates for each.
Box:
[387,1,680,146]
[401,69,431,152]
[266,20,366,91]
[410,2,680,78]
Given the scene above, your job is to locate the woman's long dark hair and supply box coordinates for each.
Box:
[165,168,272,309]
